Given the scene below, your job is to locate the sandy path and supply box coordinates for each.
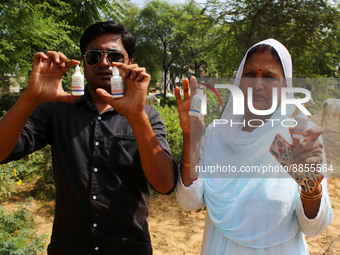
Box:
[148,111,340,254]
[303,111,340,254]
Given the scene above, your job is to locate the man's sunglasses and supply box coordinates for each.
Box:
[84,50,125,66]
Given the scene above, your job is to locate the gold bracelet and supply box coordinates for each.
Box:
[180,156,190,168]
[300,185,323,201]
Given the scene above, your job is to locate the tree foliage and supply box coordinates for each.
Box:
[123,0,339,95]
[204,0,340,77]
[133,0,187,97]
[0,0,338,95]
[0,1,71,80]
[0,0,126,92]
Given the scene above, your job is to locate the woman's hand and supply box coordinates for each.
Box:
[290,126,324,166]
[289,125,324,219]
[175,76,205,186]
[175,76,205,137]
[175,78,190,135]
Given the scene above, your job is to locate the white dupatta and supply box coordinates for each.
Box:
[201,39,299,248]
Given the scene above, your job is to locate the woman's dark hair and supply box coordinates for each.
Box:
[245,44,282,67]
[80,21,135,59]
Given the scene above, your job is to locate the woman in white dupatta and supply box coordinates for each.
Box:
[175,39,333,255]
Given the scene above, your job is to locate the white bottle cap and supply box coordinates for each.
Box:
[196,86,204,95]
[293,111,308,139]
[75,65,81,73]
[112,66,119,76]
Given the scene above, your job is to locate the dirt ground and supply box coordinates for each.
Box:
[1,110,339,254]
[148,111,340,255]
[151,110,340,255]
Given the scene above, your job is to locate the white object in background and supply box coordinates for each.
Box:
[189,86,206,117]
[293,111,308,139]
[111,67,124,98]
[72,65,84,96]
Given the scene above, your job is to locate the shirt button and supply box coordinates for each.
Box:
[92,195,97,200]
[93,168,98,173]
[97,116,102,120]
[95,141,99,146]
[93,223,97,228]
[95,247,99,251]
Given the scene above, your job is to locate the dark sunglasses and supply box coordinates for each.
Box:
[84,50,125,66]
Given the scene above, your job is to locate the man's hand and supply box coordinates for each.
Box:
[25,51,80,106]
[96,62,175,193]
[0,51,79,162]
[96,62,149,120]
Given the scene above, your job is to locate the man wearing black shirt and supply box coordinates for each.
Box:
[0,21,177,254]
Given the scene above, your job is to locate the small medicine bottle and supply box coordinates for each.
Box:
[111,67,124,98]
[189,87,206,117]
[293,111,308,140]
[72,65,84,96]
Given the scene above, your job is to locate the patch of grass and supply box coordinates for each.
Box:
[0,202,47,254]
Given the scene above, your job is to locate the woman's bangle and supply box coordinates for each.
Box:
[180,156,190,168]
[300,185,322,201]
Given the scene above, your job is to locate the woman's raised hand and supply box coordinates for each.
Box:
[175,76,205,186]
[175,76,205,137]
[290,126,324,166]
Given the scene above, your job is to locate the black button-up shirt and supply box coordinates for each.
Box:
[1,89,177,254]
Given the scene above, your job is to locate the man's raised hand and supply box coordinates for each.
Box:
[26,51,80,105]
[96,62,150,120]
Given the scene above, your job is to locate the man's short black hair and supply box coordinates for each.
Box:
[80,21,135,59]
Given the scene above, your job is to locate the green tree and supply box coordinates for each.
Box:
[57,0,127,58]
[173,1,215,78]
[204,0,340,77]
[121,0,164,88]
[177,2,236,79]
[0,0,127,94]
[0,0,72,93]
[134,0,189,98]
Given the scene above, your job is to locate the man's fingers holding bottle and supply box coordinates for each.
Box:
[62,59,81,73]
[112,62,138,79]
[45,51,67,64]
[33,52,79,74]
[130,67,148,82]
[112,62,150,85]
[33,52,49,66]
[44,51,80,73]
